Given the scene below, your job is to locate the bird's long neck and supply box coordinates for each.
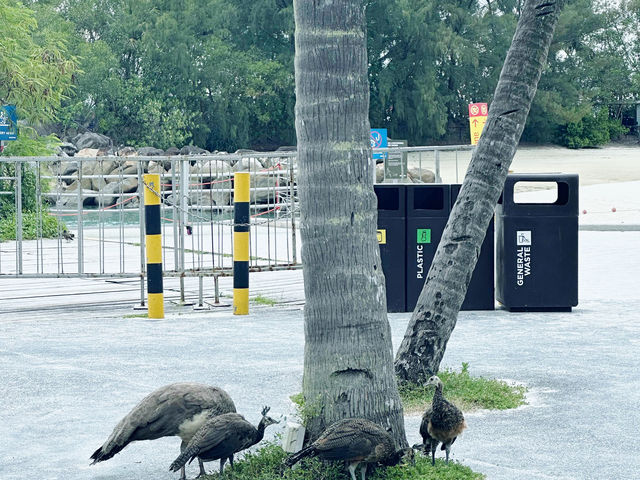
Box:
[254,418,268,443]
[432,384,444,407]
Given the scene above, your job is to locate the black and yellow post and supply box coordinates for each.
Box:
[143,173,164,319]
[233,172,250,315]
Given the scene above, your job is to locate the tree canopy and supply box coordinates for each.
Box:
[0,0,76,123]
[8,0,640,149]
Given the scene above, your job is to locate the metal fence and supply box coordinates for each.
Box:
[0,145,473,306]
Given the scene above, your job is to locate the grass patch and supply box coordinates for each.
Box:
[252,295,278,306]
[399,363,527,413]
[200,443,483,480]
[123,313,148,319]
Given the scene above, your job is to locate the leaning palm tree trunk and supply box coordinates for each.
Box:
[395,0,564,383]
[294,0,407,446]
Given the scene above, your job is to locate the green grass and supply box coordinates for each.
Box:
[200,443,483,480]
[399,363,527,413]
[252,295,278,306]
[123,313,148,319]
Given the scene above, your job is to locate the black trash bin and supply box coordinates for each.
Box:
[496,173,579,311]
[451,185,495,310]
[406,184,451,312]
[374,185,407,312]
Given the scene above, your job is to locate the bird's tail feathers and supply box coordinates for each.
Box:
[90,443,123,465]
[169,445,200,472]
[284,446,316,467]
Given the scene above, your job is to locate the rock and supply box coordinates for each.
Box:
[59,142,78,156]
[65,178,93,192]
[59,161,78,181]
[408,168,435,183]
[179,145,209,155]
[233,157,264,172]
[97,177,139,206]
[97,147,116,156]
[190,160,233,206]
[147,161,164,174]
[89,160,117,190]
[137,147,165,156]
[72,132,112,150]
[118,146,137,157]
[76,148,99,157]
[110,160,139,177]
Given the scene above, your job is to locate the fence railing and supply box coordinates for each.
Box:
[0,144,473,306]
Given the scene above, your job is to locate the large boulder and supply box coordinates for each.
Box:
[72,132,112,150]
[190,160,233,206]
[118,146,137,157]
[76,148,99,157]
[233,157,264,172]
[137,147,164,156]
[58,142,78,156]
[180,145,209,155]
[97,177,139,206]
[408,168,435,183]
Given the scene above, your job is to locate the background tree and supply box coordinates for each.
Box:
[395,0,564,383]
[0,0,76,123]
[294,0,407,446]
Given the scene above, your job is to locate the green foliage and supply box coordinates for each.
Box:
[253,295,278,306]
[398,363,527,413]
[0,0,77,123]
[12,0,640,148]
[1,128,61,157]
[561,109,629,149]
[0,210,65,241]
[199,443,483,480]
[289,393,323,426]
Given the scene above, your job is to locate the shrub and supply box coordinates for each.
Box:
[0,210,65,241]
[561,108,628,148]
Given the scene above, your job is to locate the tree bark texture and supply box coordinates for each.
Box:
[294,0,407,447]
[395,0,563,384]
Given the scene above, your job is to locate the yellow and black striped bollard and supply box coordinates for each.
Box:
[143,174,164,319]
[233,172,250,315]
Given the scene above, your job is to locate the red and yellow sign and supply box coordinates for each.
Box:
[468,102,488,145]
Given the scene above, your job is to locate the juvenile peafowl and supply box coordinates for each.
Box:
[423,375,466,465]
[168,406,278,475]
[90,382,236,480]
[284,418,413,480]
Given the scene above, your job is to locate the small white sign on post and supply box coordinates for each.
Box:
[282,421,306,453]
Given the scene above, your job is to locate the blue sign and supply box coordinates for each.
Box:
[0,105,18,141]
[370,128,388,160]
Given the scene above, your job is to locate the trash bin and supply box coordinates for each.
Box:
[406,184,451,312]
[451,184,495,310]
[496,173,579,311]
[374,185,406,312]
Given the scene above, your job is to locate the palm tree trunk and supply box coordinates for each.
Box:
[294,0,407,446]
[395,0,564,383]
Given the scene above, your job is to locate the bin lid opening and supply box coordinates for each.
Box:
[512,181,570,206]
[412,187,445,210]
[375,187,400,210]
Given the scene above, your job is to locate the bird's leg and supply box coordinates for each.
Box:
[197,458,206,478]
[360,463,367,480]
[179,465,186,480]
[229,454,234,469]
[347,462,358,480]
[445,444,450,464]
[219,457,227,474]
[431,442,437,466]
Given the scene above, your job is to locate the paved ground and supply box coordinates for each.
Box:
[1,230,639,480]
[2,144,640,479]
